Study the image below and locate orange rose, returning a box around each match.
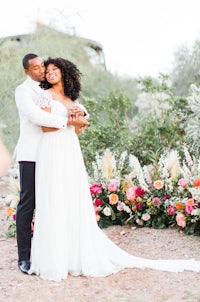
[153,180,164,190]
[193,178,200,187]
[185,198,195,206]
[175,202,185,210]
[6,207,14,217]
[109,194,119,205]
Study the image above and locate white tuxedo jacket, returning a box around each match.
[14,76,68,162]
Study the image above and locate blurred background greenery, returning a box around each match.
[0,23,199,171]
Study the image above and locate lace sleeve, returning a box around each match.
[37,91,52,108]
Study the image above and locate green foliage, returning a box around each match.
[0,24,138,153]
[79,93,134,170]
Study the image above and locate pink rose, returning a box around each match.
[126,187,136,202]
[141,213,151,221]
[107,181,118,192]
[178,178,188,188]
[117,203,124,211]
[94,198,103,206]
[90,184,102,195]
[152,197,161,207]
[135,187,146,196]
[94,205,102,214]
[167,205,175,215]
[176,213,186,228]
[185,204,194,214]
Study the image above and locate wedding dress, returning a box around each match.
[29,92,200,281]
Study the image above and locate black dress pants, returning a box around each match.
[16,161,35,261]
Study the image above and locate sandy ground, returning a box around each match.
[1,183,200,302]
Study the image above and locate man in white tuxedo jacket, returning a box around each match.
[15,53,88,274]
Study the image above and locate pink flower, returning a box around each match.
[152,197,161,207]
[90,184,102,195]
[94,198,103,206]
[117,203,124,211]
[94,205,102,214]
[31,221,34,231]
[141,213,151,221]
[176,213,186,228]
[167,205,175,215]
[178,178,188,188]
[135,187,146,196]
[136,202,143,210]
[107,181,118,192]
[126,187,136,202]
[185,204,194,214]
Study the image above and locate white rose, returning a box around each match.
[191,209,200,216]
[103,207,111,216]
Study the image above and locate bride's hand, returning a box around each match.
[75,124,88,134]
[68,105,85,118]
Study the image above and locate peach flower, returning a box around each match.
[109,194,119,205]
[96,214,101,221]
[6,207,14,217]
[193,178,200,187]
[176,213,186,228]
[153,180,164,190]
[185,198,195,206]
[131,205,137,212]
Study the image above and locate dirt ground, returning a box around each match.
[1,182,200,302]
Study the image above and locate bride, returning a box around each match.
[29,57,200,281]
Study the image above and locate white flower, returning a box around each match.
[136,219,144,226]
[129,154,149,191]
[5,194,19,206]
[191,209,200,216]
[103,206,111,216]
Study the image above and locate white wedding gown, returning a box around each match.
[29,95,200,281]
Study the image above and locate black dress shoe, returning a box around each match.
[18,260,31,274]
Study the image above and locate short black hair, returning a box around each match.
[22,53,38,69]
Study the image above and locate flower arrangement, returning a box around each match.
[2,146,200,237]
[89,147,200,235]
[1,164,20,237]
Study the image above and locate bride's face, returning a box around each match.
[45,64,62,85]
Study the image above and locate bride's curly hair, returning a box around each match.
[40,57,82,101]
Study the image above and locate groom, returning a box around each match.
[15,53,88,274]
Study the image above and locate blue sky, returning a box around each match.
[1,0,200,77]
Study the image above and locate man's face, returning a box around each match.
[25,57,45,82]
